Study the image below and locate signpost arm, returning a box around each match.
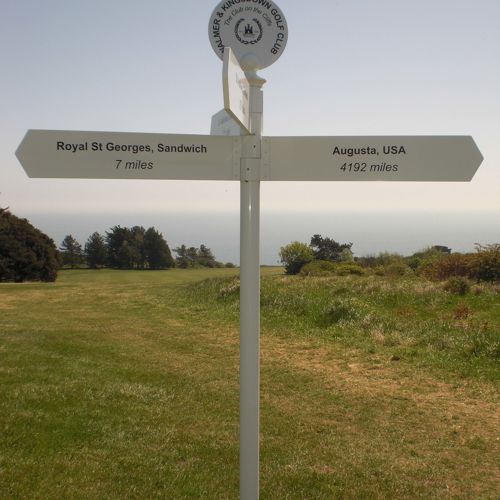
[240,71,265,500]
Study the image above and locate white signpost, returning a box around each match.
[15,2,484,499]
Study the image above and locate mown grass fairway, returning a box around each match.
[0,269,498,498]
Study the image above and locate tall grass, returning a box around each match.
[186,273,500,380]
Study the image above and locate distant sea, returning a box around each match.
[23,210,499,266]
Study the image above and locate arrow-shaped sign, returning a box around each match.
[263,135,483,182]
[16,130,241,181]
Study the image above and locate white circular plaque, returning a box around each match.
[209,0,288,70]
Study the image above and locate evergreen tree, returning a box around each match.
[186,247,199,266]
[174,243,219,268]
[85,232,107,268]
[116,241,140,269]
[130,226,147,269]
[106,226,133,268]
[60,234,83,268]
[174,244,190,268]
[198,244,216,268]
[0,208,60,282]
[144,227,174,269]
[310,234,353,262]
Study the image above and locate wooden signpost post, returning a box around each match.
[16,2,483,498]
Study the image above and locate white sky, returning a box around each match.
[1,0,499,224]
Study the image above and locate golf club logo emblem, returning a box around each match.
[235,18,263,45]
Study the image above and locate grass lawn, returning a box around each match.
[0,269,498,498]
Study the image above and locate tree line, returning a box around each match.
[60,226,233,270]
[279,234,500,282]
[2,207,497,284]
[1,208,234,282]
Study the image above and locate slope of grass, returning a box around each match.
[187,274,499,380]
[0,269,498,498]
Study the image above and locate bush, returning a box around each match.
[419,253,472,281]
[300,260,337,276]
[279,241,314,275]
[418,245,500,282]
[443,277,470,296]
[406,246,450,273]
[385,262,413,277]
[359,252,406,269]
[469,244,500,282]
[300,260,366,277]
[334,263,367,276]
[0,208,60,282]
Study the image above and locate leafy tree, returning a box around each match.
[60,234,83,268]
[144,227,174,269]
[310,234,353,262]
[279,241,314,275]
[0,208,60,282]
[85,232,107,268]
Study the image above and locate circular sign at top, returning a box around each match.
[209,0,288,71]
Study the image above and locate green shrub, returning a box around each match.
[407,246,451,274]
[335,263,367,276]
[443,277,470,296]
[279,241,314,275]
[419,253,472,281]
[406,256,422,271]
[372,262,412,277]
[384,262,413,277]
[358,252,406,268]
[300,260,337,276]
[300,260,366,277]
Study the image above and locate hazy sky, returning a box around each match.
[1,0,499,259]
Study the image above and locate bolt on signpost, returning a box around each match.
[16,2,483,499]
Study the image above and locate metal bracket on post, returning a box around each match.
[242,135,261,158]
[241,135,261,181]
[241,158,261,181]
